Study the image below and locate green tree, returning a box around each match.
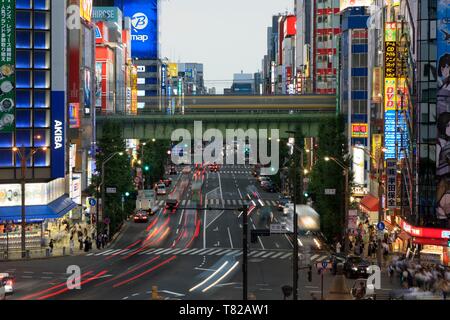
[93,121,134,235]
[141,139,171,188]
[308,116,351,243]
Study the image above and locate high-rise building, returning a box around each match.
[339,7,370,197]
[0,0,78,249]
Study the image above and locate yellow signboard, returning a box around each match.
[168,63,178,78]
[372,134,383,168]
[372,67,382,103]
[80,0,93,23]
[384,78,397,111]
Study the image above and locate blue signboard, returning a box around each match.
[51,91,65,178]
[377,222,385,231]
[384,110,407,159]
[119,0,158,59]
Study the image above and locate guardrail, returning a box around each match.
[0,247,74,261]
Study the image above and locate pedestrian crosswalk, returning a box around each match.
[87,246,330,263]
[154,199,279,207]
[219,171,251,175]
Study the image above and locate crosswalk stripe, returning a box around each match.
[175,248,189,254]
[234,251,243,257]
[232,200,236,205]
[182,248,198,255]
[95,249,115,256]
[189,249,205,255]
[310,254,319,261]
[207,249,225,255]
[262,252,275,258]
[198,248,217,255]
[225,250,239,256]
[251,251,267,258]
[271,201,277,206]
[87,253,94,256]
[108,249,124,255]
[163,248,182,255]
[270,252,285,259]
[156,248,173,255]
[218,249,233,256]
[120,249,132,255]
[141,248,156,255]
[152,248,168,254]
[247,251,258,257]
[280,253,292,259]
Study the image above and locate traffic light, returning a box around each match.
[144,165,150,172]
[125,192,130,197]
[307,265,312,282]
[304,192,309,198]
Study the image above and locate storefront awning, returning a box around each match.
[0,195,77,223]
[397,231,411,241]
[359,194,379,212]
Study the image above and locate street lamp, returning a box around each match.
[98,151,124,235]
[324,156,350,254]
[12,144,48,258]
[353,145,387,267]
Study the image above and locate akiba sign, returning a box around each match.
[119,0,158,59]
[51,92,65,178]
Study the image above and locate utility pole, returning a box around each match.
[242,204,248,301]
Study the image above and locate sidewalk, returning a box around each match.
[0,222,127,261]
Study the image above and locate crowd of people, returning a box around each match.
[388,255,450,299]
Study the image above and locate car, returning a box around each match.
[343,255,371,279]
[161,178,172,187]
[169,166,177,175]
[277,197,291,211]
[133,212,148,223]
[156,183,167,195]
[165,199,179,213]
[0,273,14,295]
[209,163,219,172]
[329,253,347,275]
[258,176,271,183]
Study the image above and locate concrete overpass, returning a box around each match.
[96,95,337,139]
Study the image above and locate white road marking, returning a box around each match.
[95,249,115,256]
[227,227,234,249]
[310,254,320,261]
[152,248,167,254]
[261,252,275,258]
[284,234,294,248]
[280,252,293,259]
[252,251,267,258]
[155,248,173,255]
[159,290,185,297]
[270,252,285,258]
[182,248,198,255]
[316,255,326,262]
[207,249,224,255]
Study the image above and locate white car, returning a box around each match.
[156,184,167,195]
[0,273,14,295]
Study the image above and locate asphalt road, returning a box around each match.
[2,163,401,300]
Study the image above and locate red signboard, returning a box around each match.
[284,15,296,38]
[397,217,450,240]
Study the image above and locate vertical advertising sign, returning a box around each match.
[0,0,15,132]
[120,0,158,59]
[372,67,382,103]
[352,147,365,186]
[51,92,66,178]
[436,0,450,222]
[372,134,383,169]
[386,159,397,209]
[95,62,102,107]
[69,103,81,128]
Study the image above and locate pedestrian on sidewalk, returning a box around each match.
[69,237,74,255]
[84,237,90,252]
[336,241,341,254]
[49,239,54,254]
[96,234,101,250]
[79,237,83,251]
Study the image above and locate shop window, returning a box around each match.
[17,50,32,69]
[34,71,50,89]
[34,51,50,69]
[34,31,50,49]
[0,150,13,167]
[33,129,49,147]
[34,0,50,10]
[16,30,32,49]
[34,12,50,30]
[0,133,13,148]
[33,148,49,167]
[16,129,32,147]
[16,0,32,9]
[16,110,32,128]
[16,11,32,29]
[16,70,32,89]
[16,90,32,109]
[34,90,50,108]
[34,110,49,128]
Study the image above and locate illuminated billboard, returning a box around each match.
[120,0,158,59]
[0,0,15,132]
[284,15,296,38]
[168,63,178,78]
[340,0,373,12]
[351,123,368,138]
[80,0,93,23]
[436,0,450,223]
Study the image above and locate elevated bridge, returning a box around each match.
[96,95,337,139]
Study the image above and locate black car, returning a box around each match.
[165,199,179,213]
[169,166,177,175]
[343,255,370,278]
